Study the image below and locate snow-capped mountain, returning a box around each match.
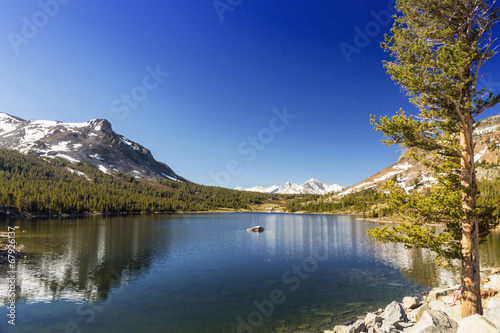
[235,179,345,195]
[0,112,184,181]
[336,114,500,197]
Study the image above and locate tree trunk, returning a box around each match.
[460,116,483,317]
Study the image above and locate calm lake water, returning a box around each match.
[1,213,499,333]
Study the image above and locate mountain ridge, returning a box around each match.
[0,112,184,182]
[336,114,500,197]
[236,178,345,195]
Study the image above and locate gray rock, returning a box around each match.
[246,226,265,232]
[428,286,458,301]
[486,297,500,311]
[405,309,458,333]
[347,320,365,333]
[402,296,420,310]
[491,275,500,289]
[407,304,430,323]
[332,325,350,333]
[364,312,382,328]
[484,297,500,329]
[378,319,398,333]
[373,320,399,333]
[428,300,461,323]
[457,314,499,333]
[381,324,399,333]
[396,321,414,329]
[382,301,407,326]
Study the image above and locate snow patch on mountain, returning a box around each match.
[474,147,487,162]
[49,141,71,152]
[66,168,91,181]
[89,153,104,161]
[393,163,413,170]
[98,165,109,174]
[474,124,500,135]
[235,179,345,195]
[338,162,418,197]
[337,114,500,198]
[0,113,22,133]
[0,112,184,182]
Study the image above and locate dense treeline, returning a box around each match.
[286,177,500,219]
[285,189,387,216]
[0,149,286,215]
[3,147,498,218]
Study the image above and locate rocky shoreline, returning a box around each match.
[325,268,500,333]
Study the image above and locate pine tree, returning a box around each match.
[369,0,500,317]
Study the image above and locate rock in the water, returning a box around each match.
[457,314,499,333]
[246,226,265,232]
[402,296,420,310]
[405,309,458,333]
[382,301,407,326]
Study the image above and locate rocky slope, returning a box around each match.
[236,178,345,195]
[337,114,500,197]
[0,112,184,181]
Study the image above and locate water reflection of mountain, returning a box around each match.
[248,214,499,287]
[1,214,498,307]
[0,215,175,306]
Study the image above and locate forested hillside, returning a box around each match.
[287,177,500,220]
[0,149,288,216]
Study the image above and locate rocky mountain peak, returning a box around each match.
[87,118,113,134]
[236,179,345,195]
[0,113,184,182]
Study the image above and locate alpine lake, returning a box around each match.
[1,213,500,333]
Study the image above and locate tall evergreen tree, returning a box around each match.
[369,0,499,317]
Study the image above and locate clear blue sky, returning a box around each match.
[1,1,499,188]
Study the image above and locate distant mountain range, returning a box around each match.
[0,112,184,182]
[336,114,500,197]
[7,111,496,198]
[235,179,345,195]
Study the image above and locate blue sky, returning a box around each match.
[1,1,499,188]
